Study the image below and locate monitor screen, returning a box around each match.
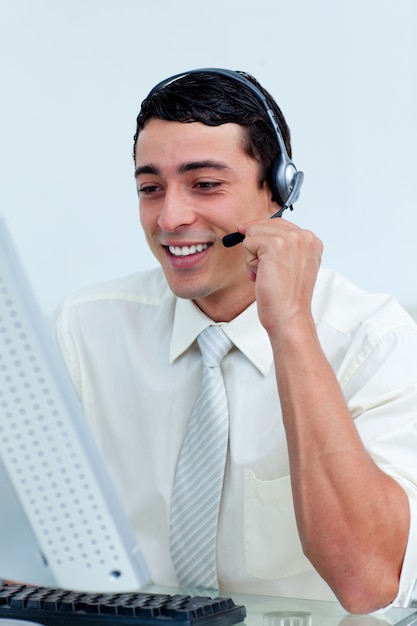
[0,216,150,593]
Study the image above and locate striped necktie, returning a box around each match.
[169,325,232,589]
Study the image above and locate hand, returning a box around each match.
[239,217,323,335]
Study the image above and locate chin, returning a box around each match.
[170,285,210,301]
[164,276,212,302]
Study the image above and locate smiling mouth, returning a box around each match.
[168,243,210,257]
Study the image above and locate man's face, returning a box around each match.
[134,118,275,321]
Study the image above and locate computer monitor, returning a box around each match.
[0,216,150,593]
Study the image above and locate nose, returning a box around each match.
[157,184,196,232]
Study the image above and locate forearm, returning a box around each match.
[271,316,410,614]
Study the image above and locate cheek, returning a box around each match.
[139,207,162,255]
[219,242,246,274]
[139,203,157,232]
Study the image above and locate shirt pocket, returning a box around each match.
[244,469,312,579]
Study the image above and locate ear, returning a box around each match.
[265,182,281,215]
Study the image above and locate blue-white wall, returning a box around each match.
[1,0,416,317]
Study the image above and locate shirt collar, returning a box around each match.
[169,297,273,376]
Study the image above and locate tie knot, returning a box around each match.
[198,326,232,367]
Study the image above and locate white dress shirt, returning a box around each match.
[55,266,417,605]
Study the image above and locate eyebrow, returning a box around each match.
[134,160,231,179]
[178,160,230,174]
[134,164,159,178]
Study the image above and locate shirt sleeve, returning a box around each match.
[337,322,417,604]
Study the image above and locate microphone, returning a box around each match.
[222,171,304,248]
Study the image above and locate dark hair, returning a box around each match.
[133,70,292,189]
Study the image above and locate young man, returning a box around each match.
[56,69,417,614]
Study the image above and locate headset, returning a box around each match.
[146,68,304,247]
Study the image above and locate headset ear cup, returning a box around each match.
[269,153,299,207]
[269,156,287,206]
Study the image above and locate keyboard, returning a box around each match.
[0,583,246,626]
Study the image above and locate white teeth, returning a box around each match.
[168,243,209,257]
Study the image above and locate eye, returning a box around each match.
[138,184,161,196]
[195,181,221,190]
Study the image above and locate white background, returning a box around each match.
[1,0,416,318]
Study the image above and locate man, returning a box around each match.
[56,69,417,614]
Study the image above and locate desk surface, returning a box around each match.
[144,585,417,626]
[233,593,417,626]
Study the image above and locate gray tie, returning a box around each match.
[169,325,232,589]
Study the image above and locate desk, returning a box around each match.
[144,585,417,626]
